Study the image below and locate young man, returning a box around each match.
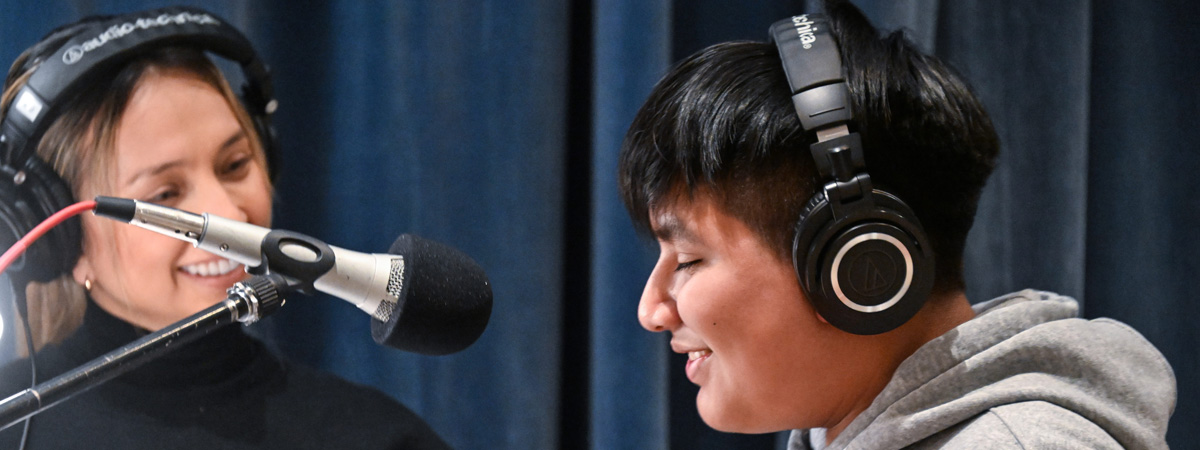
[618,1,1175,449]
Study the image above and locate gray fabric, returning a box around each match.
[789,290,1176,450]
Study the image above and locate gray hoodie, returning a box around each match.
[789,290,1176,450]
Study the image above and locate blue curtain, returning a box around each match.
[1,1,1196,449]
[589,2,671,450]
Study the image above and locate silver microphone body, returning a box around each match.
[93,196,493,355]
[122,200,401,322]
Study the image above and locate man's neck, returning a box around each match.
[911,290,976,345]
[824,290,975,445]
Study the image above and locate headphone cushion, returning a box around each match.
[792,189,831,289]
[0,168,43,274]
[5,157,82,282]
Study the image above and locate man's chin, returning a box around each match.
[697,392,789,435]
[697,391,743,432]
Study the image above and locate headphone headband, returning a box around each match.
[769,15,852,132]
[2,6,274,168]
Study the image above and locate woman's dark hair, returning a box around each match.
[618,0,999,293]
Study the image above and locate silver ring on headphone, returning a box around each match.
[829,232,913,313]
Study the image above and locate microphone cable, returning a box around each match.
[0,200,94,450]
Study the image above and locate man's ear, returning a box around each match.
[792,289,830,324]
[799,291,831,324]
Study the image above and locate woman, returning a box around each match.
[0,8,451,449]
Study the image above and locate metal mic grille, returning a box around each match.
[371,257,405,322]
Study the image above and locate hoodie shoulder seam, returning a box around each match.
[986,409,1029,450]
[1091,318,1176,386]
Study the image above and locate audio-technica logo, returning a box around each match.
[791,15,818,49]
[61,12,220,65]
[848,250,897,298]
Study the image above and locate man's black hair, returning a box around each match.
[618,0,999,293]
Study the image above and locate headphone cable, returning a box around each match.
[0,200,95,278]
[0,200,93,449]
[11,279,35,450]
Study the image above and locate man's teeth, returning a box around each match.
[181,259,240,277]
[688,350,712,361]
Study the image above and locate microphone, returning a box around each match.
[90,196,492,356]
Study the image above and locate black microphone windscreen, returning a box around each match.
[370,234,492,355]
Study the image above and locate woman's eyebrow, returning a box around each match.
[218,129,247,153]
[125,160,185,187]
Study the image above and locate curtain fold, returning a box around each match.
[1085,0,1199,443]
[0,1,1194,449]
[946,0,1093,308]
[589,2,672,449]
[254,1,575,449]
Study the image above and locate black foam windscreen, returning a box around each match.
[370,234,492,356]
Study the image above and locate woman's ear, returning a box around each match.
[72,252,92,288]
[70,205,98,289]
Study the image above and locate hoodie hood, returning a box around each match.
[793,290,1176,450]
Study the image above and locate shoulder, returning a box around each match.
[0,341,73,399]
[268,362,453,450]
[278,362,410,413]
[0,357,33,395]
[916,401,1122,450]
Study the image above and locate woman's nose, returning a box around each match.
[188,177,249,222]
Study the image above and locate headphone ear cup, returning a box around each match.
[793,189,832,298]
[0,167,43,278]
[251,112,280,181]
[793,189,934,335]
[235,85,279,181]
[0,157,81,283]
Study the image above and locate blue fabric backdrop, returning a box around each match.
[1,1,1195,449]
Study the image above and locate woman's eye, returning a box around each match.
[675,259,701,272]
[222,157,251,176]
[144,189,179,204]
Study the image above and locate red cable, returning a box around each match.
[0,200,97,277]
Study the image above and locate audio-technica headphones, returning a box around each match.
[769,14,934,335]
[0,6,279,283]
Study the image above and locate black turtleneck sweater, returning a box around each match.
[0,300,452,449]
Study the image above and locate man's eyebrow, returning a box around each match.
[653,214,699,244]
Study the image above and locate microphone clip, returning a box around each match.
[252,229,336,295]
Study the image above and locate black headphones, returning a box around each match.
[770,14,934,335]
[0,6,278,283]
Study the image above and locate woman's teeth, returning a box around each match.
[181,259,239,277]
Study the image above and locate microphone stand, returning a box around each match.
[0,273,297,431]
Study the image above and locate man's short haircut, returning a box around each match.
[618,0,999,293]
